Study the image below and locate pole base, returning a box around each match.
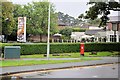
[80,54,84,56]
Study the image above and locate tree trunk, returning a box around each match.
[4,35,8,43]
[39,34,42,42]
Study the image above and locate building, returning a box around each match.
[71,31,95,42]
[95,11,120,42]
[99,11,120,42]
[85,29,105,36]
[106,11,120,42]
[0,35,4,42]
[71,32,85,41]
[89,26,104,30]
[71,11,120,43]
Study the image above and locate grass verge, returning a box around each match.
[0,57,100,67]
[21,51,120,58]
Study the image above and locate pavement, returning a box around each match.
[0,57,119,75]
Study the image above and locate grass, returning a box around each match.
[0,51,119,67]
[0,57,100,67]
[21,51,120,58]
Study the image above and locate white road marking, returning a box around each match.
[93,75,98,78]
[83,67,90,69]
[96,66,102,68]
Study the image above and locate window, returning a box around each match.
[110,35,116,42]
[119,35,120,42]
[117,23,120,31]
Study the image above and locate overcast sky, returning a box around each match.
[10,0,119,18]
[10,0,90,18]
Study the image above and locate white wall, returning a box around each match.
[71,32,85,41]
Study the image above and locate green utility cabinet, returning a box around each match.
[4,46,21,59]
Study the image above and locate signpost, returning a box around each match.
[17,17,26,42]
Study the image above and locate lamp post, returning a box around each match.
[47,0,50,60]
[4,18,10,42]
[112,23,118,42]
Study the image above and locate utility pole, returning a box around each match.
[47,0,50,60]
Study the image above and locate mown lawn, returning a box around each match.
[0,51,119,67]
[21,51,119,58]
[0,57,100,67]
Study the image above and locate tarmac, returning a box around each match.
[0,57,119,75]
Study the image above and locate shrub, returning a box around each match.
[85,43,120,52]
[0,43,120,55]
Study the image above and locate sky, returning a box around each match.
[10,0,119,18]
[10,0,89,18]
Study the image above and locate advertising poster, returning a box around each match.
[17,17,26,42]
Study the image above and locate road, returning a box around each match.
[12,64,119,78]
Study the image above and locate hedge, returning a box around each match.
[0,43,120,55]
[84,43,120,52]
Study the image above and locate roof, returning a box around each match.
[89,26,104,30]
[85,30,105,35]
[95,32,106,37]
[4,46,21,49]
[109,16,120,22]
[53,33,62,37]
[72,32,85,35]
[71,32,85,36]
[81,35,94,38]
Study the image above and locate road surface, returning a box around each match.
[12,64,119,78]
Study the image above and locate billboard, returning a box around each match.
[17,17,26,42]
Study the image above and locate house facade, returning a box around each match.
[71,11,120,43]
[71,32,85,41]
[105,11,120,42]
[95,11,120,42]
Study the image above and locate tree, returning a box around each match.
[78,14,84,20]
[7,4,22,41]
[0,2,2,35]
[27,1,58,41]
[2,2,15,42]
[13,1,58,42]
[85,0,120,27]
[88,18,101,26]
[58,12,79,26]
[59,28,73,39]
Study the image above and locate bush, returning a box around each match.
[85,43,120,52]
[0,43,120,55]
[50,43,79,53]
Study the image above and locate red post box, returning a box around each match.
[80,43,84,56]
